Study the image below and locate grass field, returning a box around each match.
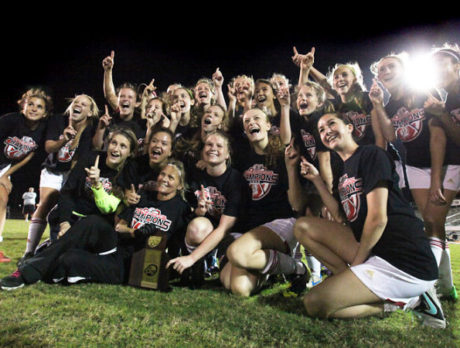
[0,219,459,347]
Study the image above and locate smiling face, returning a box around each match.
[376,57,405,92]
[255,81,276,109]
[23,97,47,122]
[117,88,137,119]
[194,81,214,106]
[201,105,225,133]
[234,76,254,102]
[106,133,132,169]
[148,131,173,167]
[243,109,271,143]
[69,95,93,123]
[317,113,353,151]
[432,53,460,90]
[172,88,194,113]
[145,98,163,119]
[202,133,229,166]
[296,85,322,116]
[156,164,182,200]
[333,66,356,97]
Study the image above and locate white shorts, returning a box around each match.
[406,165,460,191]
[262,217,298,257]
[351,255,436,306]
[394,160,406,188]
[39,168,69,191]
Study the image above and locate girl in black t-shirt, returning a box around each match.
[294,113,441,327]
[167,131,244,278]
[223,108,309,297]
[21,94,99,260]
[0,88,52,244]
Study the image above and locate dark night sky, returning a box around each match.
[2,10,459,211]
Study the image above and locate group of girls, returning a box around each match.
[0,43,458,329]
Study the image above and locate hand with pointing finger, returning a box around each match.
[125,184,141,206]
[300,156,320,181]
[98,105,112,130]
[212,68,224,89]
[85,155,101,188]
[424,93,446,117]
[102,50,115,71]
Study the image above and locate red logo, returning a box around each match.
[4,136,37,160]
[391,107,425,142]
[57,141,76,163]
[345,111,371,140]
[338,174,363,222]
[194,186,227,217]
[85,177,113,194]
[244,164,278,201]
[300,129,317,160]
[131,207,171,231]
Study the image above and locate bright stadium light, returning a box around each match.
[405,51,438,93]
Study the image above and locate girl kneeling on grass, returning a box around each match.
[294,113,444,328]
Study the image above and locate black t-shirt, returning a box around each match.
[57,151,126,223]
[0,112,47,171]
[332,91,376,146]
[103,113,146,155]
[443,83,460,165]
[338,145,437,280]
[118,192,192,243]
[42,113,96,172]
[385,93,440,168]
[233,145,294,231]
[186,165,245,228]
[290,109,327,168]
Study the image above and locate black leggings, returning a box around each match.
[20,215,123,285]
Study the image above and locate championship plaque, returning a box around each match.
[128,230,170,291]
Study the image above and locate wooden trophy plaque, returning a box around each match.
[128,230,170,291]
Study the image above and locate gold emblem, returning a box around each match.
[147,236,162,248]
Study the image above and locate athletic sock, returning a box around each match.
[439,242,454,291]
[429,237,444,267]
[261,250,304,276]
[305,252,321,278]
[25,218,47,254]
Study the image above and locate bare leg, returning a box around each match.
[303,268,383,319]
[294,216,358,274]
[0,186,9,239]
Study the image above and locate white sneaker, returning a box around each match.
[307,274,322,289]
[412,287,447,329]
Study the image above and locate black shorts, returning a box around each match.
[23,204,35,215]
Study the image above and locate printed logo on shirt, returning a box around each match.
[244,164,279,201]
[131,207,172,232]
[391,107,425,142]
[300,129,317,160]
[345,111,371,140]
[338,174,363,222]
[85,177,113,194]
[57,141,76,163]
[3,136,37,160]
[194,185,227,217]
[450,108,460,126]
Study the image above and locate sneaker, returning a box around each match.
[0,235,3,243]
[0,269,25,290]
[436,281,458,302]
[17,251,34,267]
[252,274,271,295]
[307,274,323,289]
[0,251,11,263]
[412,287,446,329]
[285,262,311,296]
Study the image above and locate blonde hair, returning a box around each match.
[65,94,99,119]
[326,62,367,92]
[370,51,410,77]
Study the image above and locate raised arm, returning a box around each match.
[102,50,119,111]
[369,79,396,142]
[212,68,227,111]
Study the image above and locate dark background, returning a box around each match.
[2,10,459,216]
